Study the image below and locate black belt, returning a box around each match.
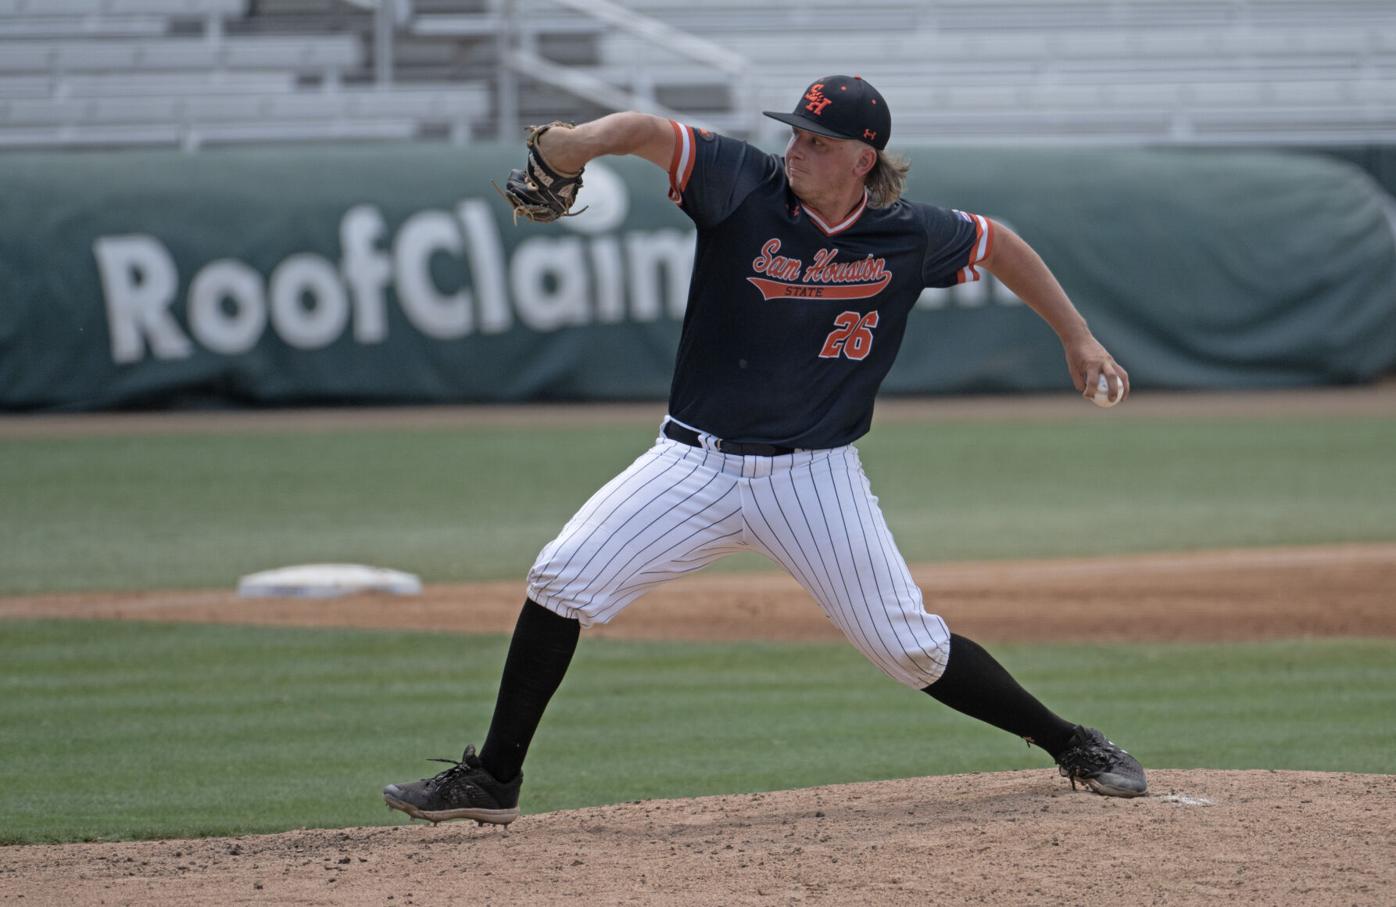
[663,421,796,457]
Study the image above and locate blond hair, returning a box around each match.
[866,149,910,207]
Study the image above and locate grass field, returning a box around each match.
[1,416,1393,594]
[2,619,1392,844]
[3,406,1393,846]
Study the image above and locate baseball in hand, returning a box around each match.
[1090,374,1121,408]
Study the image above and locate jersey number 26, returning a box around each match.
[819,310,879,361]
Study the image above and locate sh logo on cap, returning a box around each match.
[765,75,891,150]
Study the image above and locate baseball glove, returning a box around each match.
[493,121,586,224]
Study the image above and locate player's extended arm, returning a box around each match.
[535,112,676,175]
[494,113,678,223]
[980,220,1130,403]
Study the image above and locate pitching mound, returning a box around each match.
[2,770,1389,905]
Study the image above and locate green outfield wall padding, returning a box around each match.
[1307,145,1396,202]
[1,142,1393,411]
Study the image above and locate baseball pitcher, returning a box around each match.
[384,75,1145,827]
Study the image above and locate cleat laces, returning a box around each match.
[419,745,485,790]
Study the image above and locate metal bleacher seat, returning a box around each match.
[607,25,1396,70]
[0,81,489,147]
[0,71,298,99]
[0,119,415,147]
[0,84,485,127]
[0,16,168,37]
[0,35,361,78]
[413,10,603,38]
[0,0,245,12]
[0,0,246,38]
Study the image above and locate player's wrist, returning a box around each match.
[535,127,585,177]
[1055,319,1093,346]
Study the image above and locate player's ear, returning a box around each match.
[854,146,876,178]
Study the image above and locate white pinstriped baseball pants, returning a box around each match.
[526,420,951,688]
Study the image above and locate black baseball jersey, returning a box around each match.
[662,120,993,450]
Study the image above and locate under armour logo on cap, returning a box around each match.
[763,74,891,150]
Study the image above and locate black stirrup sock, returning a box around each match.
[923,633,1077,759]
[479,599,580,783]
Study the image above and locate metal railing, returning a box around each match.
[498,0,755,138]
[341,0,411,86]
[400,0,757,138]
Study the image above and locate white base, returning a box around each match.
[237,563,423,598]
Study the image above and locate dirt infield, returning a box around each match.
[6,543,1395,644]
[2,771,1391,905]
[3,541,1394,904]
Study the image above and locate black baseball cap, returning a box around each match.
[763,75,891,151]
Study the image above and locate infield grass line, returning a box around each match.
[2,620,1392,844]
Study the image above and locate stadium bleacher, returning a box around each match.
[0,0,490,148]
[0,0,1392,150]
[597,2,1396,144]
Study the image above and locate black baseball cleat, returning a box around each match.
[1054,725,1148,798]
[383,745,522,826]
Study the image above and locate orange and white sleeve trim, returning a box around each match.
[952,210,994,284]
[666,120,697,204]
